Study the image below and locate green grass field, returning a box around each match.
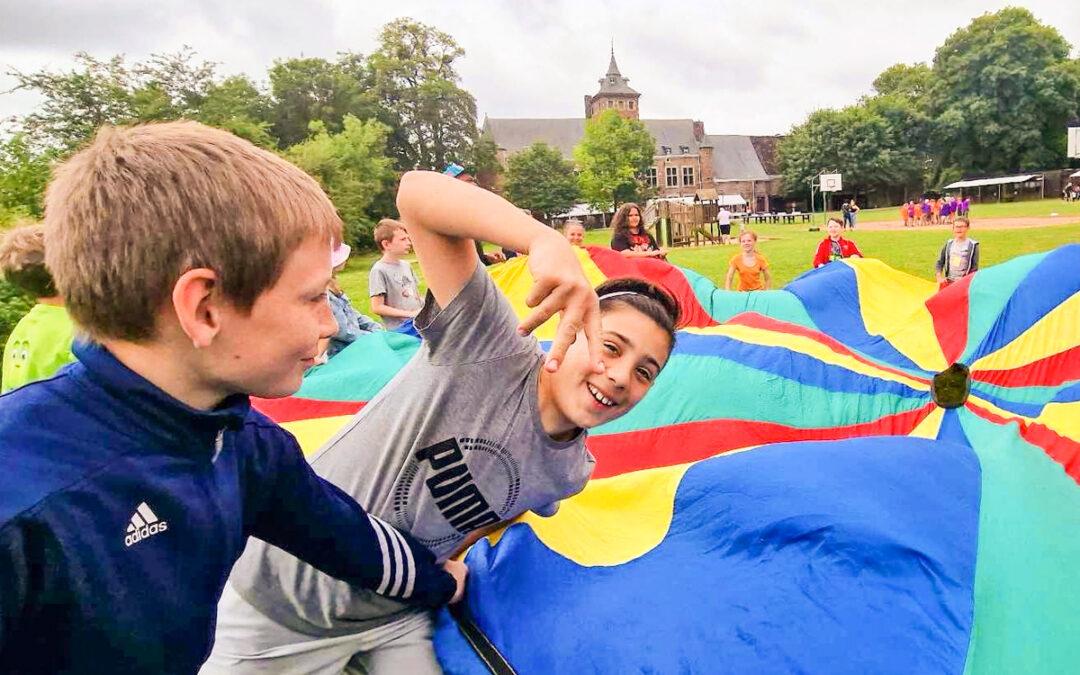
[338,200,1080,318]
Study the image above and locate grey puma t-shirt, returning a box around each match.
[230,261,594,636]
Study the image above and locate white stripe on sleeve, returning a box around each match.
[383,525,416,599]
[367,515,394,595]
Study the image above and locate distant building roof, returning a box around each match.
[483,118,585,158]
[484,119,777,182]
[483,117,702,159]
[705,135,772,181]
[595,50,640,96]
[748,136,782,175]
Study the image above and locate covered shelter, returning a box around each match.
[944,174,1044,203]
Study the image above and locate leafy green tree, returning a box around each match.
[929,7,1080,174]
[872,63,933,101]
[286,116,395,247]
[504,143,578,221]
[778,105,917,198]
[267,56,378,147]
[368,18,477,170]
[7,48,222,149]
[0,134,52,219]
[128,47,217,121]
[469,128,502,190]
[7,53,135,149]
[198,75,276,148]
[573,109,654,210]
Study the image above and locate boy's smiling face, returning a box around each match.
[209,235,338,399]
[540,305,670,437]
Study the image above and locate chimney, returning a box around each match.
[692,120,705,142]
[699,145,714,185]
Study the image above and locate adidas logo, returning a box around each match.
[124,502,169,547]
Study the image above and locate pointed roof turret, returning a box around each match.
[606,44,622,77]
[596,47,639,96]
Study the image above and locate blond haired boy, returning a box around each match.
[0,223,76,392]
[0,122,464,674]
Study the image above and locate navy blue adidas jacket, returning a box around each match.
[0,342,455,674]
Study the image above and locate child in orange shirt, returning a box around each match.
[725,230,771,291]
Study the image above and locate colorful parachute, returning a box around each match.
[254,245,1080,674]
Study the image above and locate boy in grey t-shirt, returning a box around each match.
[205,171,679,674]
[369,219,423,329]
[935,217,980,285]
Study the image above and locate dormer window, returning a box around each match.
[661,146,671,155]
[680,145,690,154]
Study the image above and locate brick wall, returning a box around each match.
[654,155,703,197]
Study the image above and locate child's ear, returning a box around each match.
[171,268,223,348]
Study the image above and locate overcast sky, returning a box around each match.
[2,1,1079,137]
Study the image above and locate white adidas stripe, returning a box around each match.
[391,527,416,599]
[385,522,405,597]
[367,515,417,600]
[136,502,159,524]
[368,516,394,595]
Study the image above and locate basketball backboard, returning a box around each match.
[820,173,843,192]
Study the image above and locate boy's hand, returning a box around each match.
[519,231,604,374]
[443,559,468,604]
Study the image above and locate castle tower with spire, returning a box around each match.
[584,47,641,120]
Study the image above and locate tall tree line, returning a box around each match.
[779,7,1080,204]
[0,18,485,247]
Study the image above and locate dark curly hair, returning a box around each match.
[610,202,644,235]
[595,277,680,355]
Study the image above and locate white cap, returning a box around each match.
[331,242,351,268]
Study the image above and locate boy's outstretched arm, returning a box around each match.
[397,171,603,373]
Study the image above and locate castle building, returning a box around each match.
[483,51,784,211]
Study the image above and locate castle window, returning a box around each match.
[682,166,695,186]
[629,100,635,110]
[617,100,624,109]
[661,146,671,155]
[679,145,690,154]
[645,167,657,187]
[666,167,678,187]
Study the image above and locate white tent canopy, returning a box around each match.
[1070,169,1080,178]
[944,174,1039,189]
[651,195,747,206]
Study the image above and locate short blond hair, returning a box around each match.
[373,218,405,250]
[44,121,342,341]
[0,223,57,298]
[562,219,585,232]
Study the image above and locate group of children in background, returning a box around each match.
[901,195,970,227]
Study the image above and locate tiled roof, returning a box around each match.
[704,135,771,181]
[483,118,781,182]
[483,118,700,159]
